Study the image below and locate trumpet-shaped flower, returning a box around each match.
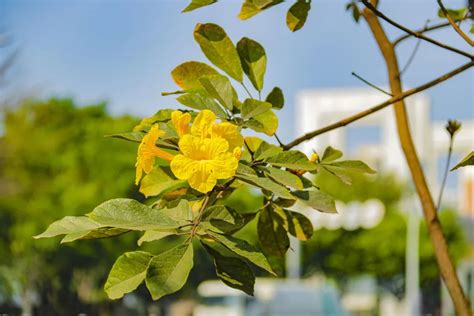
[191,109,216,137]
[170,134,238,193]
[171,110,191,137]
[135,125,174,185]
[211,122,244,151]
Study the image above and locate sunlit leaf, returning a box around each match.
[237,37,267,91]
[104,251,154,299]
[273,207,313,240]
[194,23,243,81]
[140,167,187,198]
[258,206,289,257]
[199,75,234,110]
[236,174,294,199]
[266,150,316,170]
[245,109,279,136]
[286,0,311,32]
[241,99,272,120]
[264,166,304,190]
[238,0,284,20]
[171,61,219,90]
[145,244,194,300]
[321,146,343,162]
[138,231,175,246]
[292,190,337,213]
[182,0,217,12]
[451,151,474,171]
[176,92,228,118]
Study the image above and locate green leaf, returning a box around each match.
[202,242,255,295]
[236,174,294,199]
[139,168,187,198]
[145,244,194,300]
[199,75,234,111]
[138,231,175,246]
[323,160,376,174]
[61,227,128,243]
[182,0,217,12]
[451,151,474,171]
[266,150,316,171]
[321,146,343,162]
[264,167,304,190]
[171,61,219,90]
[286,0,311,32]
[241,99,272,120]
[236,37,267,91]
[104,251,154,300]
[133,109,175,132]
[34,216,102,240]
[238,0,284,20]
[237,162,257,175]
[470,24,474,34]
[194,23,243,82]
[292,190,337,213]
[245,110,279,136]
[87,199,178,230]
[273,208,313,241]
[207,231,275,275]
[176,92,228,119]
[265,87,284,110]
[258,207,289,257]
[253,141,283,160]
[201,205,245,233]
[105,131,144,143]
[437,7,468,20]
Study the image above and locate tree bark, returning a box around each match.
[363,5,472,316]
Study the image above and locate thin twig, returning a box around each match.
[189,195,210,240]
[393,17,471,47]
[283,61,473,150]
[437,0,474,47]
[437,137,454,211]
[361,0,473,59]
[351,71,393,96]
[274,133,284,147]
[161,90,186,96]
[242,82,254,98]
[400,34,422,76]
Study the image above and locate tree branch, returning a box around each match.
[361,0,473,59]
[283,60,473,150]
[363,4,472,315]
[393,17,472,47]
[437,0,474,47]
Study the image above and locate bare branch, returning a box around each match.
[361,0,473,59]
[437,0,474,46]
[351,71,392,96]
[283,60,473,150]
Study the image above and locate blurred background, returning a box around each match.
[0,0,473,315]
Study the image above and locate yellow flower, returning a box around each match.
[135,125,175,185]
[171,110,191,137]
[170,134,238,193]
[190,109,216,138]
[211,122,244,151]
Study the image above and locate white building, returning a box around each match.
[295,87,474,315]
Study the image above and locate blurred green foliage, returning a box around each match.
[0,98,141,314]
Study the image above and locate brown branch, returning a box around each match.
[437,0,474,47]
[363,4,472,315]
[393,17,471,47]
[283,60,473,150]
[361,0,473,59]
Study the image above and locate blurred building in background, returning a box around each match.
[296,87,474,316]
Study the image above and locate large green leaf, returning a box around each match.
[258,207,289,257]
[140,168,187,198]
[104,251,154,299]
[34,216,102,240]
[241,99,272,120]
[194,23,243,82]
[199,75,234,111]
[236,174,293,199]
[451,151,474,171]
[265,87,284,110]
[145,244,194,300]
[253,141,283,160]
[106,131,144,143]
[266,150,316,170]
[201,205,245,233]
[236,37,266,91]
[176,92,228,119]
[245,110,278,136]
[171,61,218,90]
[207,231,275,275]
[264,167,304,190]
[182,0,217,12]
[138,231,175,246]
[286,0,311,32]
[321,146,342,162]
[238,0,284,20]
[273,207,313,241]
[87,199,179,230]
[203,242,255,295]
[61,227,129,243]
[292,190,337,213]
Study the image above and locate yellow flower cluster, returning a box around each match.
[135,110,243,193]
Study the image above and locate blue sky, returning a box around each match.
[2,0,473,142]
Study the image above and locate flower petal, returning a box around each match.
[208,152,239,179]
[211,122,244,150]
[171,110,191,137]
[191,109,215,137]
[187,163,218,193]
[170,155,198,180]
